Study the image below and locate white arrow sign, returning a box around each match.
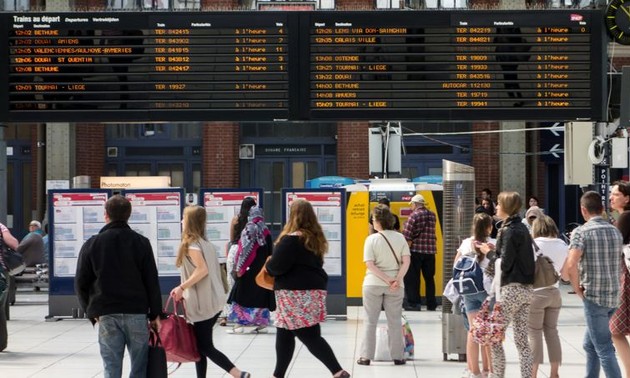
[549,122,565,137]
[549,143,562,158]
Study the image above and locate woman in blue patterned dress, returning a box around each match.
[227,206,275,332]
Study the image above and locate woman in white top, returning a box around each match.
[170,206,251,378]
[357,204,411,366]
[527,215,568,378]
[454,212,495,378]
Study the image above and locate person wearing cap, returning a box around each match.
[402,194,438,311]
[522,206,544,234]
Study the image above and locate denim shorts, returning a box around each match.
[462,291,488,313]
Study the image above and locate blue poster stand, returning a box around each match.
[122,188,185,299]
[281,188,347,319]
[47,189,111,320]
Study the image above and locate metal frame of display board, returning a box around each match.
[46,189,111,320]
[121,188,185,299]
[282,188,347,319]
[199,188,264,263]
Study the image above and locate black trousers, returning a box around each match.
[403,253,437,309]
[193,312,235,377]
[274,324,342,378]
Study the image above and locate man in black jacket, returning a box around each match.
[75,195,162,378]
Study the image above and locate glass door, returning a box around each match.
[255,158,322,235]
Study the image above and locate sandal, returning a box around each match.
[356,357,371,366]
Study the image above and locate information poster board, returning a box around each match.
[47,189,110,318]
[123,189,184,276]
[50,190,109,279]
[201,188,263,263]
[282,188,346,317]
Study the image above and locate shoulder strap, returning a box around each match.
[379,232,400,267]
[530,234,541,257]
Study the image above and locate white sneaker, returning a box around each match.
[226,325,244,334]
[469,374,483,378]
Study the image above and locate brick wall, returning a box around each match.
[202,0,238,9]
[202,122,239,187]
[535,130,546,208]
[337,121,370,179]
[471,122,500,200]
[75,124,106,188]
[336,0,374,9]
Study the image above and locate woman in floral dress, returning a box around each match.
[266,199,349,378]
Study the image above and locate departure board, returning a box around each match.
[304,11,605,121]
[1,12,293,122]
[0,10,605,122]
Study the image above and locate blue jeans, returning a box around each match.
[98,314,149,378]
[462,290,488,313]
[582,298,621,378]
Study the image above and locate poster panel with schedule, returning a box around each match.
[47,189,110,318]
[50,190,109,279]
[200,188,263,263]
[123,189,184,277]
[282,188,347,317]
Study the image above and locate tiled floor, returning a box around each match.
[0,285,596,377]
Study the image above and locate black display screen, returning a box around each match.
[0,10,605,122]
[303,11,605,121]
[2,12,294,122]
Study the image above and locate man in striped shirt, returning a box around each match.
[402,194,437,311]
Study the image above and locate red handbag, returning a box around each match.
[159,295,201,364]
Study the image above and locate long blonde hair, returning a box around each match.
[275,199,328,260]
[176,205,207,267]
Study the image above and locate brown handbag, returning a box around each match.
[255,256,274,291]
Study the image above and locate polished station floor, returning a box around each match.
[1,285,595,377]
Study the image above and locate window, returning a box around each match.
[106,124,201,140]
[241,122,336,138]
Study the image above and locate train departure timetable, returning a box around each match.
[1,12,292,122]
[0,10,605,122]
[305,11,605,121]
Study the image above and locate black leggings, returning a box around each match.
[273,324,342,378]
[193,312,235,378]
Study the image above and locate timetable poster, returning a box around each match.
[51,192,108,277]
[126,191,182,276]
[285,191,343,276]
[203,191,260,264]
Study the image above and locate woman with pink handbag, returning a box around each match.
[170,205,251,378]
